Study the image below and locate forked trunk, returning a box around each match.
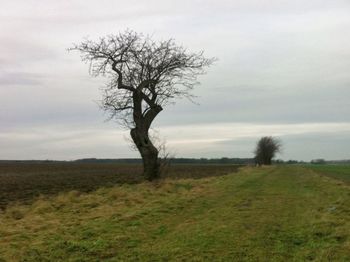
[131,128,160,181]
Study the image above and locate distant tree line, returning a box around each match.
[74,157,255,165]
[310,159,326,164]
[273,159,307,164]
[0,158,348,165]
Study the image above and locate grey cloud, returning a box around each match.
[0,0,349,160]
[0,37,57,71]
[0,72,42,86]
[0,125,133,160]
[279,132,350,161]
[155,83,350,126]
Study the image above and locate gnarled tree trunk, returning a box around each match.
[130,126,160,181]
[130,90,162,181]
[141,144,160,180]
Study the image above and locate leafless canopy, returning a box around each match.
[70,30,215,127]
[70,30,215,180]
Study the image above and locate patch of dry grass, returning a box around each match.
[0,162,240,209]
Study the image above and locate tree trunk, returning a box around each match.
[130,128,160,181]
[141,145,159,180]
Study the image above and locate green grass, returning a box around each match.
[307,164,350,184]
[0,166,349,261]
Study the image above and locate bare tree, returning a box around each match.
[254,136,282,165]
[70,30,215,180]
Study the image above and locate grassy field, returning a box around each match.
[0,164,349,261]
[307,164,350,184]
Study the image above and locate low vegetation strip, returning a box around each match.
[0,166,349,261]
[0,162,240,209]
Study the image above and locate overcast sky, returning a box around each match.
[1,0,349,161]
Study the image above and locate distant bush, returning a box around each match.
[311,159,326,164]
[254,136,282,166]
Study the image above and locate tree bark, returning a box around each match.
[130,89,162,180]
[130,127,160,181]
